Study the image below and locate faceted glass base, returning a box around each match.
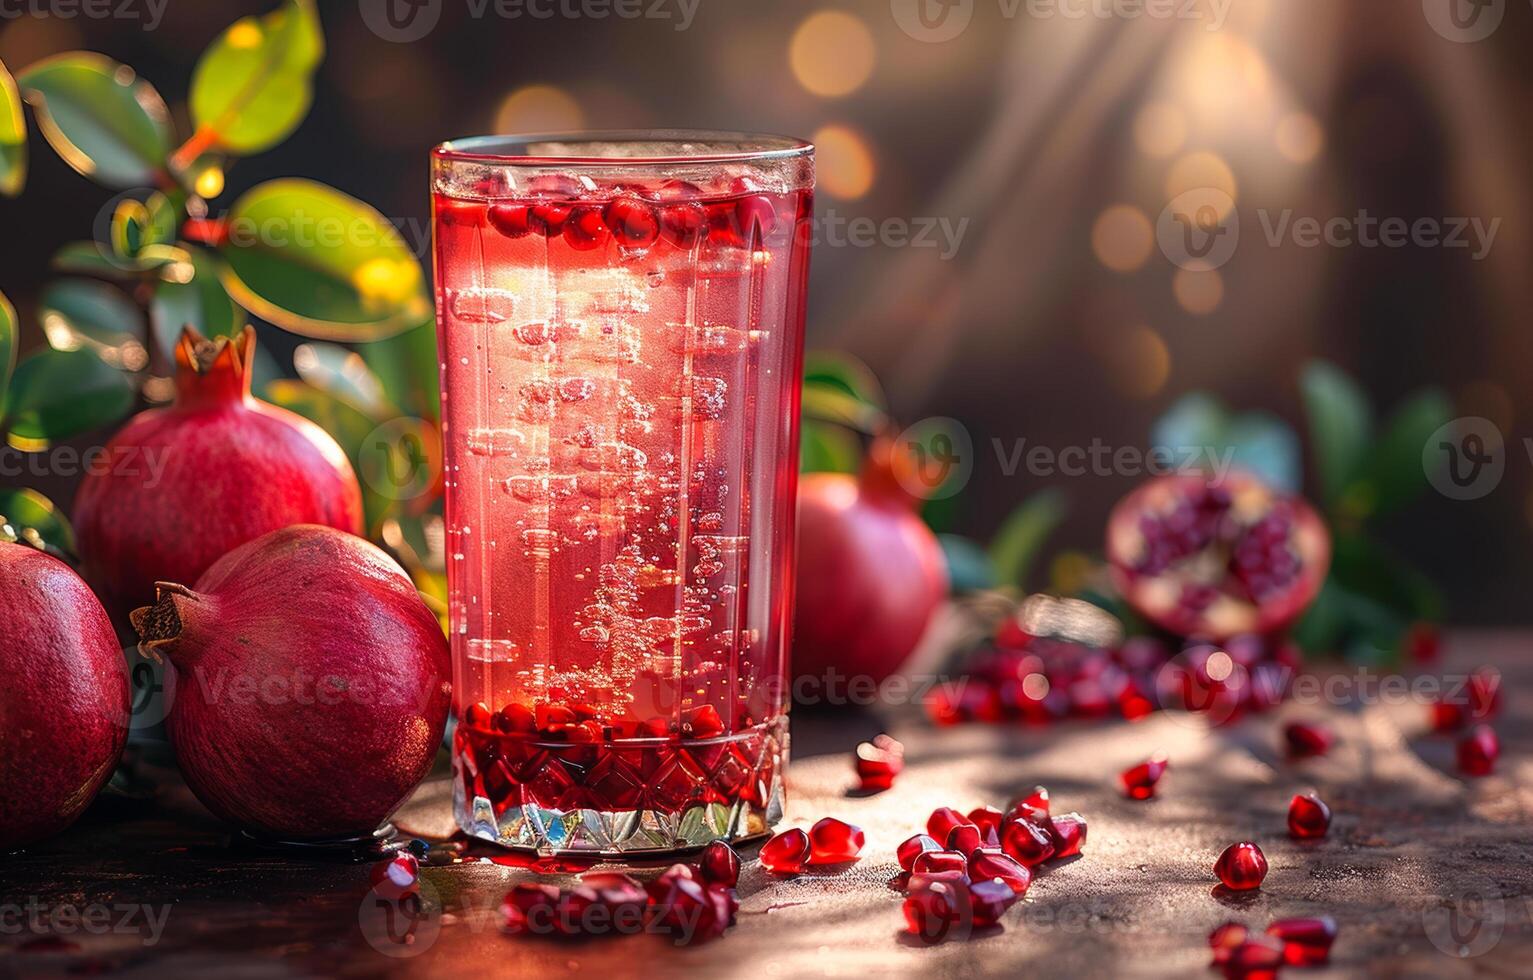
[454,717,787,856]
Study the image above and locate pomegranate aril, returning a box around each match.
[945,823,982,857]
[1120,753,1168,800]
[1209,921,1249,966]
[502,882,562,935]
[496,702,535,733]
[911,850,969,876]
[967,848,1032,896]
[1431,699,1466,733]
[1047,812,1088,857]
[897,833,943,871]
[966,805,1005,845]
[487,203,532,239]
[698,840,740,887]
[535,702,576,733]
[734,194,777,242]
[439,197,487,228]
[967,878,1018,927]
[927,806,975,843]
[1467,667,1501,720]
[1265,915,1337,966]
[1288,792,1331,839]
[854,734,905,791]
[1001,815,1055,867]
[902,879,968,944]
[1015,785,1049,815]
[368,852,420,900]
[659,203,707,249]
[528,202,571,236]
[1214,841,1268,891]
[649,874,729,943]
[808,817,865,864]
[684,704,725,738]
[1457,724,1499,776]
[1221,935,1285,980]
[463,701,492,729]
[758,828,812,873]
[604,197,659,247]
[580,871,647,915]
[1283,720,1334,758]
[563,205,610,250]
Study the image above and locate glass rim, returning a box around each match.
[432,130,814,168]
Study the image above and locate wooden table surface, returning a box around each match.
[4,631,1530,979]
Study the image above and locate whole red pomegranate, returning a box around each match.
[130,525,450,840]
[794,440,949,688]
[0,542,129,847]
[1106,471,1330,640]
[75,326,363,619]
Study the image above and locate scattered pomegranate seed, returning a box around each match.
[945,823,982,857]
[1287,792,1331,839]
[698,840,740,887]
[906,869,969,894]
[912,850,969,876]
[966,805,1005,845]
[1457,725,1499,776]
[967,878,1018,927]
[1047,812,1088,857]
[368,852,420,900]
[644,863,696,903]
[1017,785,1050,815]
[502,882,562,935]
[604,197,659,247]
[1467,668,1502,721]
[1283,721,1334,758]
[1221,935,1285,980]
[1000,815,1055,867]
[758,828,812,874]
[854,734,906,792]
[1214,842,1268,891]
[902,878,968,944]
[487,203,532,239]
[1120,754,1169,800]
[1403,621,1440,663]
[580,871,648,914]
[1208,921,1249,965]
[1430,699,1466,733]
[808,818,865,864]
[649,873,734,943]
[967,848,1032,896]
[1266,916,1337,966]
[927,807,975,843]
[897,834,943,871]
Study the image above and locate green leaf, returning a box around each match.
[1152,393,1300,491]
[52,240,189,278]
[1301,361,1372,505]
[39,279,148,370]
[0,59,25,196]
[1363,388,1453,517]
[218,178,431,340]
[799,419,859,473]
[800,381,886,434]
[190,0,323,156]
[150,245,242,354]
[293,341,393,419]
[3,347,135,446]
[0,487,75,554]
[0,288,15,408]
[358,314,439,423]
[803,351,886,409]
[1221,411,1301,493]
[988,488,1068,590]
[1151,393,1228,456]
[17,53,173,189]
[937,534,996,593]
[264,378,395,531]
[111,191,178,258]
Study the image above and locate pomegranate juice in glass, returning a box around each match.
[431,133,814,855]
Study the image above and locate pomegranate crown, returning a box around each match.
[174,324,256,406]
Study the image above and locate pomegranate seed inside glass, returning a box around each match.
[432,133,814,855]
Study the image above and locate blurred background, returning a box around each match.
[2,0,1530,623]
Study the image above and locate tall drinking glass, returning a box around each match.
[431,133,814,856]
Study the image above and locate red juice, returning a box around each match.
[430,134,814,855]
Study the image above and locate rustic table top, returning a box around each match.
[3,630,1529,979]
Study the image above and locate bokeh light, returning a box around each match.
[1275,112,1325,163]
[494,84,584,134]
[1092,205,1154,272]
[1173,268,1224,314]
[813,124,876,199]
[789,12,875,98]
[1100,324,1171,397]
[1166,151,1238,219]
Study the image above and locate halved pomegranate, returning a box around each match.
[1106,472,1330,640]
